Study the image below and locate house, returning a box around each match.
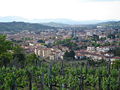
[35,48,52,58]
[99,34,106,39]
[29,43,34,46]
[104,53,114,57]
[75,53,86,60]
[45,39,54,44]
[49,54,55,60]
[85,53,104,60]
[35,47,64,60]
[87,46,96,52]
[111,57,120,61]
[96,47,110,53]
[86,31,93,36]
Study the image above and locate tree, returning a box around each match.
[63,51,69,59]
[108,47,120,57]
[0,35,13,67]
[69,50,75,59]
[37,40,45,43]
[0,52,13,67]
[26,53,40,66]
[63,50,75,60]
[92,34,99,41]
[112,60,120,69]
[0,35,13,54]
[55,38,78,50]
[107,34,115,39]
[12,45,26,68]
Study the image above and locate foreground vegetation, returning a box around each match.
[0,60,120,90]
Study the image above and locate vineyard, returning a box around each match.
[0,60,120,90]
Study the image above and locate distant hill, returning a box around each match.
[41,22,70,27]
[98,21,120,29]
[0,22,55,31]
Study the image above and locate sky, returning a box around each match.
[0,0,120,21]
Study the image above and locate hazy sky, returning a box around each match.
[0,0,120,20]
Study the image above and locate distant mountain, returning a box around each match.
[0,16,117,25]
[0,16,28,22]
[24,18,109,25]
[0,22,55,31]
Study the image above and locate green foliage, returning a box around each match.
[63,50,75,60]
[26,53,40,66]
[112,60,120,69]
[92,42,101,47]
[0,60,120,90]
[107,34,116,39]
[0,22,55,31]
[37,40,45,43]
[0,52,13,67]
[0,35,13,53]
[21,37,33,41]
[109,47,120,57]
[92,34,99,41]
[0,35,14,67]
[55,38,78,50]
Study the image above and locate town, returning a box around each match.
[3,23,120,63]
